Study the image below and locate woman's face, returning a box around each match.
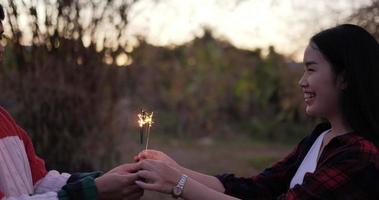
[298,42,346,118]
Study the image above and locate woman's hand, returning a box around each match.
[134,150,226,193]
[134,150,180,169]
[135,159,182,194]
[134,160,237,200]
[108,163,140,174]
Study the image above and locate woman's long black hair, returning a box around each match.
[311,24,379,146]
[0,4,4,20]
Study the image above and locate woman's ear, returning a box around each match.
[336,72,347,90]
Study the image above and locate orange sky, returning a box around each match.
[125,0,370,61]
[1,0,372,62]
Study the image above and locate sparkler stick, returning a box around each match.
[138,110,146,145]
[139,126,144,144]
[145,112,153,150]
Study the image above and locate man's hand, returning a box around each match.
[95,163,143,200]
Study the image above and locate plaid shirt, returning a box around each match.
[216,123,379,200]
[58,171,102,200]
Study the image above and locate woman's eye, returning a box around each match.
[307,68,315,72]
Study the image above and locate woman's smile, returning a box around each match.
[303,91,316,105]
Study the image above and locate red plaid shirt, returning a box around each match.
[216,123,379,199]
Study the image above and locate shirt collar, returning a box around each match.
[312,122,362,147]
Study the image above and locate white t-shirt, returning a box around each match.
[289,129,331,189]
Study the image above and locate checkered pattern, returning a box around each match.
[216,123,379,199]
[58,172,102,200]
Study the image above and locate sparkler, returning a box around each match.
[137,110,154,150]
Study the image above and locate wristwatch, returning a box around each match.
[172,174,188,199]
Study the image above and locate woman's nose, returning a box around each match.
[298,74,308,88]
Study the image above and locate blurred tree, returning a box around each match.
[0,0,320,172]
[0,0,138,172]
[127,31,314,140]
[2,0,137,52]
[349,0,379,39]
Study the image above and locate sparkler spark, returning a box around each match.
[137,110,154,150]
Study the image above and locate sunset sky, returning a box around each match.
[1,0,372,61]
[125,0,370,60]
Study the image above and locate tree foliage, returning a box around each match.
[0,1,323,171]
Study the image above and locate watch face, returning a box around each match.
[173,186,182,196]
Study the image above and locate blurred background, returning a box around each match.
[0,0,377,198]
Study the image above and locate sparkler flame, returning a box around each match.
[137,110,154,150]
[138,111,154,127]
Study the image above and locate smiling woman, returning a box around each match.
[133,24,379,200]
[310,24,379,146]
[299,42,346,119]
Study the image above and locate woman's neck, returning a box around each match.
[318,114,353,156]
[327,113,353,137]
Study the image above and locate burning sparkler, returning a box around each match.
[137,110,154,150]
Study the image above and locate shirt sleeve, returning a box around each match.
[34,170,71,194]
[16,126,48,185]
[57,171,102,200]
[215,137,308,200]
[0,107,48,185]
[2,172,102,200]
[278,146,379,200]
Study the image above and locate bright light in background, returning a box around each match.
[126,0,371,61]
[116,52,133,67]
[1,0,372,61]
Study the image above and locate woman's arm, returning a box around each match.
[135,159,239,200]
[181,177,239,200]
[135,150,225,192]
[135,134,308,200]
[179,166,225,192]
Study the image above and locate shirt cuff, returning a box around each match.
[57,171,102,200]
[215,173,236,195]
